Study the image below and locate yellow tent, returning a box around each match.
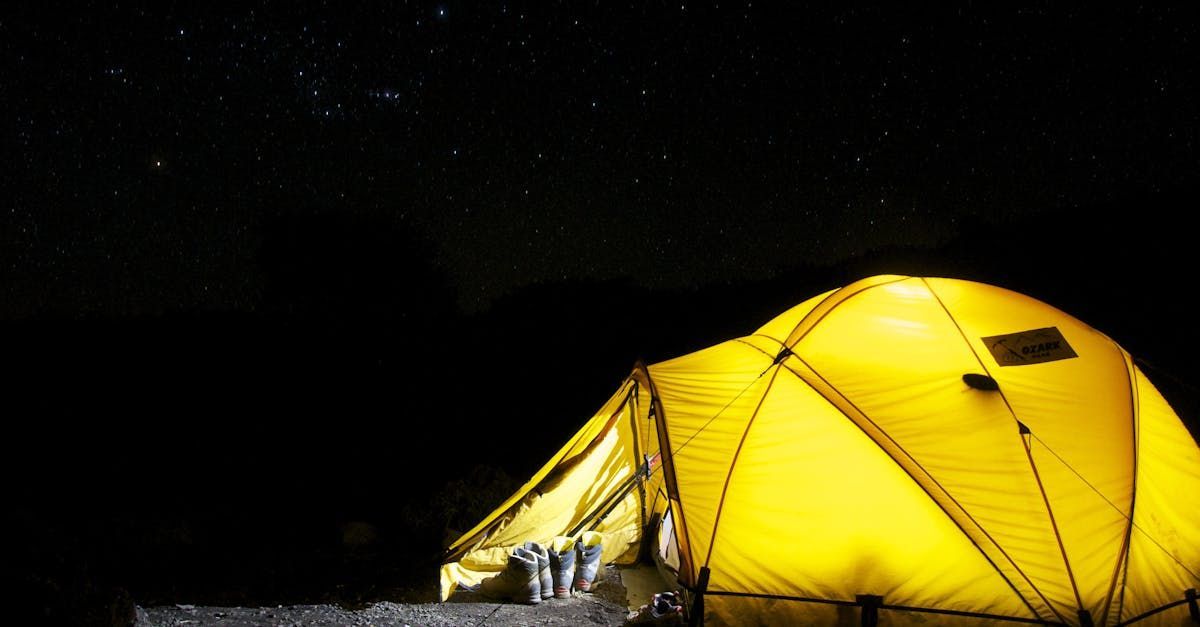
[441,276,1200,626]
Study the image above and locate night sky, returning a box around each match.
[6,5,1196,318]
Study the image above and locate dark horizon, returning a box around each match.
[6,201,1200,623]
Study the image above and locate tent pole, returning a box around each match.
[629,386,648,533]
[634,361,699,590]
[858,594,882,627]
[687,566,711,626]
[569,456,653,538]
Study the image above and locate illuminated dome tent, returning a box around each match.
[441,276,1200,626]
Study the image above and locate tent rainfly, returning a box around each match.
[441,275,1200,626]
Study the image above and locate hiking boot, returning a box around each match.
[523,541,553,600]
[479,546,542,604]
[548,536,576,599]
[574,531,603,592]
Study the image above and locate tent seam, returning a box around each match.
[704,590,1061,624]
[781,276,911,350]
[733,337,782,360]
[778,357,1057,624]
[921,277,1099,614]
[1115,359,1141,624]
[1020,434,1086,611]
[1101,350,1140,625]
[1115,596,1194,625]
[636,361,700,590]
[701,365,782,567]
[746,328,1049,620]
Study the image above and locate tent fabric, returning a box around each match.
[439,275,1200,626]
[440,378,658,596]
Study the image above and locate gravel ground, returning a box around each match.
[136,567,633,627]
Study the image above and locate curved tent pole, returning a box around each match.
[633,360,699,591]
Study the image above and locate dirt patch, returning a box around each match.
[137,566,633,626]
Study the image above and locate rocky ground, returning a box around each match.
[136,566,635,627]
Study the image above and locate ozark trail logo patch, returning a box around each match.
[982,327,1078,366]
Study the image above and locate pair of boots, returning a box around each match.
[478,531,603,604]
[547,531,604,598]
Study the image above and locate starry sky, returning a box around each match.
[4,8,1200,610]
[4,4,1197,317]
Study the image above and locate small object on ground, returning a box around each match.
[628,590,684,624]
